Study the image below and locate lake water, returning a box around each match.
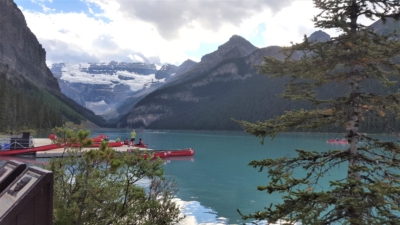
[0,130,360,224]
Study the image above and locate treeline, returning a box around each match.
[0,77,63,133]
[53,92,111,128]
[0,69,111,133]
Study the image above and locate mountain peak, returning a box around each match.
[200,35,257,63]
[217,35,257,53]
[170,35,257,83]
[166,59,198,83]
[308,30,330,42]
[183,59,197,64]
[228,34,247,41]
[369,17,400,37]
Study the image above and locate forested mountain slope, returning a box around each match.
[119,42,303,130]
[120,23,400,131]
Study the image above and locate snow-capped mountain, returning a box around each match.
[50,61,178,120]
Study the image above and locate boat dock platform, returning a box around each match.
[33,138,147,158]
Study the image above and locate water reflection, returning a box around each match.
[175,199,229,225]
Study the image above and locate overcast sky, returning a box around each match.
[14,0,369,66]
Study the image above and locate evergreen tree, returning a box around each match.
[0,75,70,133]
[48,126,182,225]
[237,1,400,224]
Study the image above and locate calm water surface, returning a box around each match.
[1,130,370,224]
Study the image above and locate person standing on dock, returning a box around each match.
[129,130,136,147]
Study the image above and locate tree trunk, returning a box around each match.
[348,1,362,224]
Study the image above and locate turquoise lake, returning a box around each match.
[1,130,368,224]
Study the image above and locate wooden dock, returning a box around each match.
[33,138,147,158]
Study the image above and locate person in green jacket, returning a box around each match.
[130,130,136,146]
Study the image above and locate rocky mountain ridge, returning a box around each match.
[168,35,258,85]
[369,18,400,38]
[174,59,198,76]
[0,0,60,94]
[51,60,197,120]
[122,34,280,128]
[155,64,178,80]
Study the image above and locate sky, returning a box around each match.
[14,0,369,67]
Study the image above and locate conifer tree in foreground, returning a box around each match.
[48,126,182,225]
[237,0,400,224]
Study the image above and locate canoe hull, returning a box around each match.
[0,144,63,156]
[0,141,124,156]
[165,149,195,157]
[326,140,348,144]
[127,148,195,159]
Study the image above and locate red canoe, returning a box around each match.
[126,151,169,160]
[326,139,348,144]
[0,141,124,156]
[0,144,63,156]
[127,148,195,159]
[165,149,195,157]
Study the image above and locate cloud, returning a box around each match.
[111,0,296,40]
[22,10,155,64]
[261,1,320,46]
[39,39,99,65]
[128,54,145,63]
[92,34,119,50]
[19,0,331,66]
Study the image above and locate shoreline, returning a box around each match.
[1,138,147,158]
